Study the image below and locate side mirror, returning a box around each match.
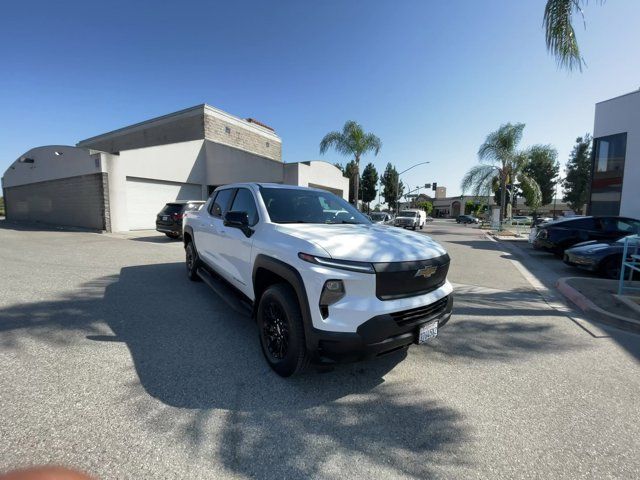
[224,211,253,237]
[224,211,249,228]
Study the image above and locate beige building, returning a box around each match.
[2,104,348,231]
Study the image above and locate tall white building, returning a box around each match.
[591,90,640,219]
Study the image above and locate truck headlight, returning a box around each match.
[298,253,375,274]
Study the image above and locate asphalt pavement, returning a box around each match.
[1,219,639,479]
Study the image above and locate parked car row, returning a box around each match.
[531,215,640,279]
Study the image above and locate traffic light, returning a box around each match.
[432,182,437,191]
[424,183,431,189]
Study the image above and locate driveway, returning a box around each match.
[1,220,639,479]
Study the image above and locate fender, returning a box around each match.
[252,254,315,352]
[183,224,195,246]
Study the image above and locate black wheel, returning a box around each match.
[601,256,623,280]
[166,232,181,239]
[185,241,202,282]
[257,283,309,377]
[420,224,424,230]
[412,225,416,231]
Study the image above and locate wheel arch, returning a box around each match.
[252,255,314,349]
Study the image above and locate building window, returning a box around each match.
[590,133,627,216]
[266,142,270,148]
[225,126,231,134]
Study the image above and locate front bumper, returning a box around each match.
[306,294,453,363]
[533,238,556,251]
[563,252,598,271]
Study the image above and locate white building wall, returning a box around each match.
[284,161,349,200]
[594,91,640,219]
[1,145,104,188]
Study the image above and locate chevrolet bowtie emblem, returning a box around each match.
[415,266,437,278]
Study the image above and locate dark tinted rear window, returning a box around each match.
[161,203,202,214]
[161,204,184,215]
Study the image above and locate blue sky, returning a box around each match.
[1,0,639,197]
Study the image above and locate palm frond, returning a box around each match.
[363,133,382,155]
[543,0,603,71]
[461,165,498,198]
[320,131,348,155]
[478,123,526,166]
[518,172,543,209]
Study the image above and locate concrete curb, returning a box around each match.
[556,277,640,333]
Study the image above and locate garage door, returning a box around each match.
[125,177,202,230]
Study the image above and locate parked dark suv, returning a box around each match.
[156,201,205,239]
[533,216,640,256]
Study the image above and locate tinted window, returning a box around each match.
[260,188,370,224]
[399,211,418,218]
[230,188,259,226]
[600,218,640,234]
[561,218,596,229]
[161,204,184,215]
[591,133,626,216]
[209,189,234,218]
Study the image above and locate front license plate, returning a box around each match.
[162,216,169,221]
[418,321,438,344]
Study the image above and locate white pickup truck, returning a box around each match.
[183,183,453,376]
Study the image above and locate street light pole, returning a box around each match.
[396,161,430,214]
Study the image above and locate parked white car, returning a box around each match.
[183,184,453,376]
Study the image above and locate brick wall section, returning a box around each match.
[4,173,109,231]
[204,113,281,161]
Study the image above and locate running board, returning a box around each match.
[196,267,253,318]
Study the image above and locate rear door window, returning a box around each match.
[209,189,234,218]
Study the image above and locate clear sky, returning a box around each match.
[1,0,639,197]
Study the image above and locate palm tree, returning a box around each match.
[320,121,381,207]
[461,123,542,223]
[543,0,604,71]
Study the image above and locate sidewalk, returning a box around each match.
[557,277,640,332]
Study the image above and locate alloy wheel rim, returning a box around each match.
[263,301,289,360]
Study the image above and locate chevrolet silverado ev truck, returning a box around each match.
[183,183,453,376]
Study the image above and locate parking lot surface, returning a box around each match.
[1,220,639,479]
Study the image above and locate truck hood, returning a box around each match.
[274,224,447,262]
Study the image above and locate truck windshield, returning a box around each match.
[398,211,417,218]
[260,188,371,225]
[370,213,387,221]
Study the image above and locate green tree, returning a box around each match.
[543,0,605,71]
[418,201,434,216]
[524,145,559,207]
[320,121,382,207]
[381,163,404,211]
[360,163,379,213]
[461,123,541,222]
[563,134,592,213]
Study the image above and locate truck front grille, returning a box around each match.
[373,254,450,300]
[389,296,449,327]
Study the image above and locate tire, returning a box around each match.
[412,225,416,231]
[419,223,424,230]
[600,256,623,280]
[166,232,181,239]
[257,283,310,377]
[185,241,202,282]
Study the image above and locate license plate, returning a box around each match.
[162,216,168,221]
[418,321,438,344]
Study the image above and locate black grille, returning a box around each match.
[373,254,450,300]
[389,296,449,327]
